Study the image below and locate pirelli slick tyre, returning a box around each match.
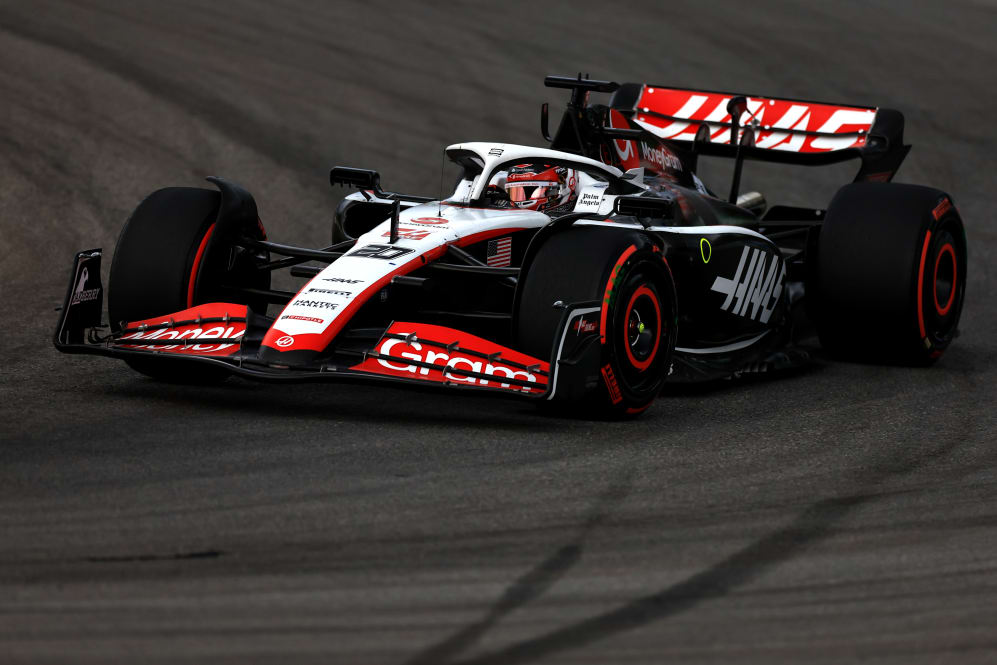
[812,182,966,364]
[109,187,268,382]
[516,226,676,418]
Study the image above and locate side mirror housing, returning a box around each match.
[330,167,382,192]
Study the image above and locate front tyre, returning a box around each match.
[109,187,268,383]
[516,227,676,418]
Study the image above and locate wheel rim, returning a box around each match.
[623,285,661,371]
[918,220,965,351]
[933,242,956,316]
[610,258,674,398]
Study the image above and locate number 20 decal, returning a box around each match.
[349,244,416,260]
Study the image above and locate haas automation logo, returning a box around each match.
[710,246,785,323]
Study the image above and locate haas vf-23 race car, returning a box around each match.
[54,75,967,418]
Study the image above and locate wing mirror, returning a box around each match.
[330,167,382,192]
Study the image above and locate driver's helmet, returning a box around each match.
[504,164,578,212]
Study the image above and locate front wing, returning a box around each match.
[53,249,602,401]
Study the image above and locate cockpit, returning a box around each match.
[443,143,642,217]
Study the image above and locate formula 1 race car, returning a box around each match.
[55,75,967,417]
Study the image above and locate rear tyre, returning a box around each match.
[516,226,676,418]
[109,187,269,382]
[812,182,966,364]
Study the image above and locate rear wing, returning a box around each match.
[541,76,910,184]
[608,82,910,181]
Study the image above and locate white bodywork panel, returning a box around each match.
[263,200,548,350]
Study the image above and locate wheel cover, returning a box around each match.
[623,285,661,371]
[609,257,674,400]
[916,219,965,354]
[932,242,956,316]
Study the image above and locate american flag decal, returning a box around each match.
[487,236,512,267]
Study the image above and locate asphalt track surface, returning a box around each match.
[1,1,995,663]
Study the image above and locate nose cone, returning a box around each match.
[257,343,322,367]
[258,324,331,366]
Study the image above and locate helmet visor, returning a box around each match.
[507,181,557,203]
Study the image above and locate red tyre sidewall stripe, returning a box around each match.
[623,285,661,371]
[600,245,637,345]
[625,402,653,415]
[187,223,216,308]
[916,230,932,339]
[932,242,956,316]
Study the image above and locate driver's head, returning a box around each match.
[505,164,577,212]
